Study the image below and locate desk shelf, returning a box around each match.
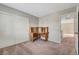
[30,27,48,41]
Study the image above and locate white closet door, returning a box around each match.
[0,12,29,48]
[0,14,12,38]
[13,15,29,43]
[0,13,16,48]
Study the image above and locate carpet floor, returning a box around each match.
[0,37,76,55]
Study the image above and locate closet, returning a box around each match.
[0,11,29,48]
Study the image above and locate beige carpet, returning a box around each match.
[0,37,76,55]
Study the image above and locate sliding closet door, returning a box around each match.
[13,15,29,44]
[0,11,29,48]
[0,13,15,48]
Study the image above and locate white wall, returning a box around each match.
[29,16,39,27]
[39,13,61,43]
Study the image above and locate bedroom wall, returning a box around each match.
[39,13,61,43]
[39,7,76,43]
[29,16,39,27]
[61,23,74,34]
[0,4,38,48]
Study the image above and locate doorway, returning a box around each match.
[61,13,75,38]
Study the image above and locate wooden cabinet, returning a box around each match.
[30,27,48,41]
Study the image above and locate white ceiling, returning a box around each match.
[3,3,77,17]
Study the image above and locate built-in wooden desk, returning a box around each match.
[30,27,48,42]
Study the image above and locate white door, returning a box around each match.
[13,15,29,43]
[0,12,16,48]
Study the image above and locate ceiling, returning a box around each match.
[2,3,77,17]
